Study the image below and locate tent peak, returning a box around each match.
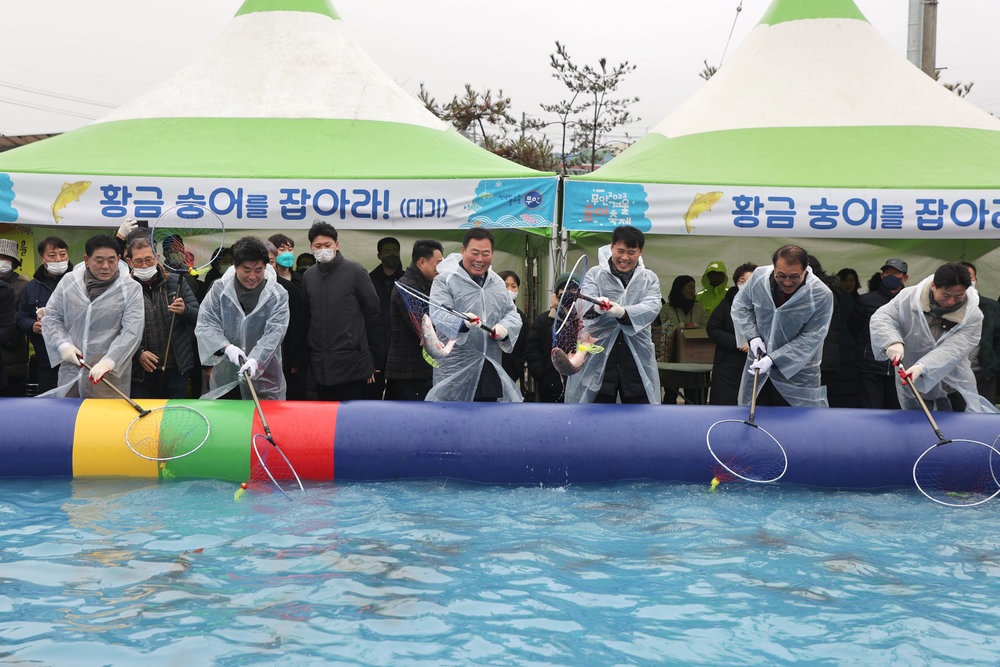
[235,0,341,21]
[758,0,868,26]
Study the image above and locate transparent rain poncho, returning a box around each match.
[564,245,662,404]
[195,264,289,400]
[870,275,998,413]
[424,253,523,402]
[731,265,833,407]
[41,261,144,398]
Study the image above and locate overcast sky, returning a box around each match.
[4,1,999,142]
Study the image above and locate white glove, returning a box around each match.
[603,301,626,319]
[239,357,260,379]
[464,312,481,326]
[224,344,247,366]
[35,307,46,319]
[89,358,115,383]
[905,363,924,382]
[58,342,83,366]
[748,355,773,375]
[886,343,905,364]
[116,218,138,239]
[491,324,508,340]
[749,337,767,359]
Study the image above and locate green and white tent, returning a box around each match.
[563,0,1000,239]
[0,0,556,231]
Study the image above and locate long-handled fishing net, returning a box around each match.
[706,352,787,484]
[152,205,226,371]
[79,359,210,461]
[243,371,303,500]
[395,280,489,365]
[550,255,605,376]
[903,362,1000,507]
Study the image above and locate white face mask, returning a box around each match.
[314,248,337,263]
[0,260,11,275]
[132,265,159,281]
[509,290,519,302]
[46,260,69,276]
[971,280,977,289]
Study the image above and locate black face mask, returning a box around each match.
[382,255,401,270]
[881,275,903,291]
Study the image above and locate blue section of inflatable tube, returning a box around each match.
[0,398,80,477]
[333,402,1000,488]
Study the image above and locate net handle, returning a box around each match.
[243,370,275,444]
[160,284,182,372]
[749,350,762,425]
[895,359,946,443]
[79,358,150,417]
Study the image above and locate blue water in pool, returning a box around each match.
[2,479,1000,665]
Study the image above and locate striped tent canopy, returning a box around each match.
[0,0,556,230]
[563,0,1000,238]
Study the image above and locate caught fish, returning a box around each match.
[51,180,91,223]
[421,314,456,359]
[551,339,605,376]
[682,191,723,234]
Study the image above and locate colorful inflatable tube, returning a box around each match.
[2,398,999,489]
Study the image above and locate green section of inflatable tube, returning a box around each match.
[159,400,253,482]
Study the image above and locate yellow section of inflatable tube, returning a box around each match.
[73,398,167,478]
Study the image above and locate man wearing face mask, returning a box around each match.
[303,221,380,402]
[0,238,31,396]
[41,234,144,398]
[367,237,404,399]
[848,258,909,409]
[125,235,200,399]
[16,236,73,394]
[871,262,997,413]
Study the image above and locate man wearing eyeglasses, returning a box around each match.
[870,262,998,413]
[731,244,834,407]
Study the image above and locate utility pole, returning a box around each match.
[921,0,938,78]
[907,0,937,77]
[906,0,938,79]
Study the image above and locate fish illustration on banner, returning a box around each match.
[0,174,17,223]
[682,191,724,233]
[51,180,91,223]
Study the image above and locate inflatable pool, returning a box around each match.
[3,398,1000,489]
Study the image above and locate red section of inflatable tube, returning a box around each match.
[249,400,336,481]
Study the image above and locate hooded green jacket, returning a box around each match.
[695,261,728,317]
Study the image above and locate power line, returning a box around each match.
[0,96,99,120]
[0,79,117,108]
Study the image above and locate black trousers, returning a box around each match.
[385,377,433,402]
[858,372,900,409]
[316,380,370,402]
[753,379,790,407]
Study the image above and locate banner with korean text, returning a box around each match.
[564,180,1000,238]
[0,172,557,231]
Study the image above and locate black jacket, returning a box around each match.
[706,286,744,406]
[524,309,563,401]
[130,270,200,384]
[369,265,404,372]
[0,280,15,390]
[303,253,380,386]
[16,263,71,370]
[848,284,898,375]
[276,275,308,372]
[386,264,433,381]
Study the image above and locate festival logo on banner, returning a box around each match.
[562,182,651,232]
[0,174,17,222]
[464,178,555,229]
